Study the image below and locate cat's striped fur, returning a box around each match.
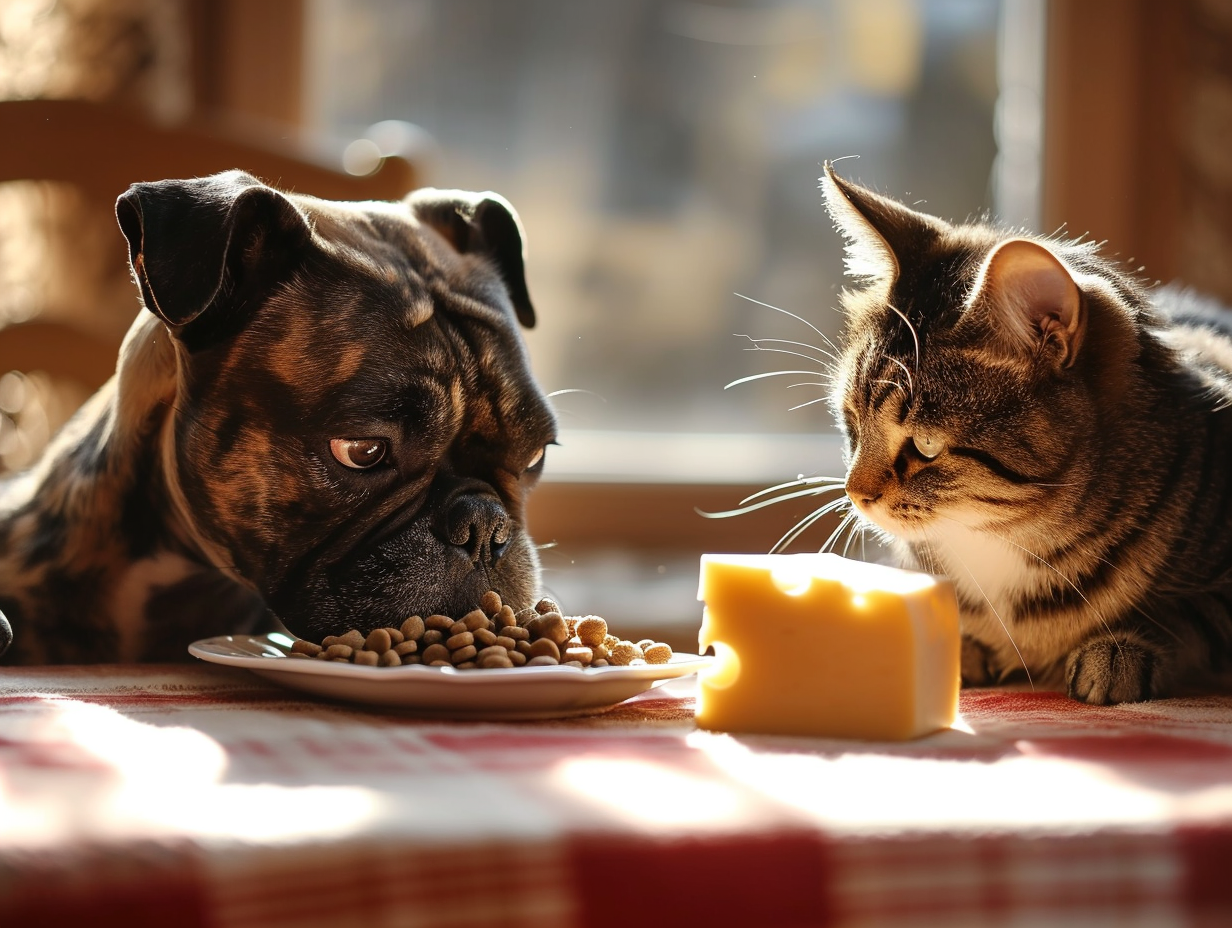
[822,163,1232,704]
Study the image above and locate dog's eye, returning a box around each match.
[525,446,546,473]
[330,438,388,470]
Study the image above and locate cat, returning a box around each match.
[820,162,1232,704]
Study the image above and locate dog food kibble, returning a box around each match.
[421,643,450,664]
[400,615,425,641]
[576,616,608,647]
[480,590,503,616]
[536,613,570,646]
[291,592,673,671]
[365,628,392,653]
[461,609,488,632]
[564,646,593,665]
[642,643,672,665]
[426,614,455,632]
[527,637,561,661]
[608,641,642,665]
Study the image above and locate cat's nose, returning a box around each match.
[848,490,883,511]
[845,470,885,510]
[845,450,890,511]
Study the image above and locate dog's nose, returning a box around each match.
[444,494,512,566]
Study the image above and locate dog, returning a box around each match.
[0,170,557,664]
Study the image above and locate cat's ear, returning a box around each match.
[969,238,1084,368]
[820,162,947,282]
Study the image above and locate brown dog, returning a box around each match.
[0,170,556,664]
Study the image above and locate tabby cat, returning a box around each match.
[821,163,1232,704]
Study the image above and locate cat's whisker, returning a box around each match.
[819,511,859,555]
[724,370,825,390]
[885,357,915,400]
[770,500,849,553]
[841,519,867,558]
[735,334,838,365]
[841,513,871,555]
[733,292,840,356]
[870,378,909,398]
[792,494,853,525]
[697,487,847,520]
[740,476,846,506]
[738,343,837,370]
[787,395,832,412]
[785,382,832,409]
[886,302,921,377]
[546,388,606,400]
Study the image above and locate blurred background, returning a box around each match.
[308,0,1004,436]
[0,0,1227,646]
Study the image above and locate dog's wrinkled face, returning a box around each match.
[116,171,555,641]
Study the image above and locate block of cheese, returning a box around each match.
[696,553,960,740]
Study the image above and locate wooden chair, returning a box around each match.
[0,98,420,204]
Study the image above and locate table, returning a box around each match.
[2,664,1232,927]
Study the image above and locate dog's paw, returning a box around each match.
[1065,637,1156,704]
[960,634,996,687]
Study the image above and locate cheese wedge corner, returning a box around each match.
[696,553,960,740]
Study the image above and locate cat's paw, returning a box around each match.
[1065,637,1156,704]
[960,635,996,687]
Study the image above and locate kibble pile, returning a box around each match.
[287,591,673,670]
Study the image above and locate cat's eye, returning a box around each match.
[330,438,389,470]
[912,434,944,460]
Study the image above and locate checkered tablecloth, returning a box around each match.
[2,664,1231,927]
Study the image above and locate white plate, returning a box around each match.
[188,633,710,719]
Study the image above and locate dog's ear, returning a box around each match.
[115,170,311,348]
[407,189,535,328]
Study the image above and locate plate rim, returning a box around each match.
[188,633,709,686]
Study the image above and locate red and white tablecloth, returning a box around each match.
[2,664,1232,927]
